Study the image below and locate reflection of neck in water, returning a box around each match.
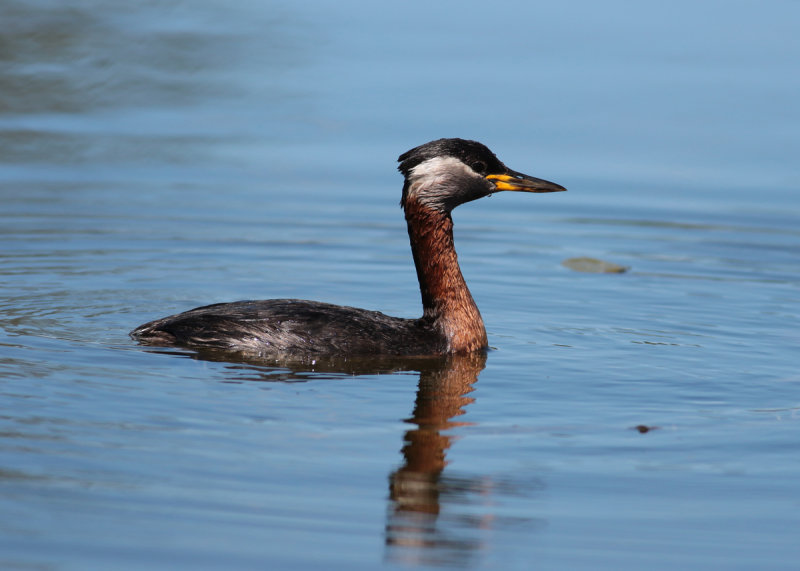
[386,352,487,564]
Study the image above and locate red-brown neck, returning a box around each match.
[404,199,488,353]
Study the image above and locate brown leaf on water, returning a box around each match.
[562,257,629,274]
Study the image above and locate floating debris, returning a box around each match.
[562,257,629,274]
[632,424,659,434]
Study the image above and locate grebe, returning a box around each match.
[131,138,565,356]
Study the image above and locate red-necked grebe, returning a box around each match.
[131,138,566,356]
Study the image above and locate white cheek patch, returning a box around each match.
[409,156,469,181]
[406,156,478,209]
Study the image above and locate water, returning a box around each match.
[2,0,799,569]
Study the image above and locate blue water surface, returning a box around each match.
[1,0,799,569]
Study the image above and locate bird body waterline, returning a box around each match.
[131,138,566,357]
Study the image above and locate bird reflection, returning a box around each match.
[385,352,490,567]
[145,347,539,565]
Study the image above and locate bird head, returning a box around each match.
[398,138,565,212]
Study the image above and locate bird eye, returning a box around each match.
[471,160,487,174]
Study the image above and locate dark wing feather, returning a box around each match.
[131,299,445,356]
